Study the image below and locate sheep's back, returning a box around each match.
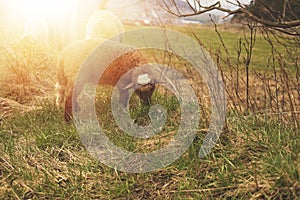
[58,38,149,89]
[99,50,148,86]
[58,38,102,85]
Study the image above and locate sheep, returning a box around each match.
[55,10,156,121]
[58,42,156,122]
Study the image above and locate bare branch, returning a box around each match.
[160,0,241,17]
[159,0,300,36]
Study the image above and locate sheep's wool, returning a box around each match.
[59,10,126,84]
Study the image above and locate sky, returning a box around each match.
[181,0,252,16]
[186,0,252,9]
[105,0,253,16]
[0,0,254,33]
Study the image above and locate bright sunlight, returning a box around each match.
[4,0,78,21]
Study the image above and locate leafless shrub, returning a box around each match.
[158,0,299,126]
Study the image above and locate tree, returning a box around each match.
[160,0,300,36]
[248,0,300,22]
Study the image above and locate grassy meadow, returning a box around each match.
[0,24,299,199]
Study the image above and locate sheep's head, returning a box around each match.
[123,73,155,105]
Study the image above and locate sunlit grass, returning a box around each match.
[168,24,297,73]
[0,100,298,199]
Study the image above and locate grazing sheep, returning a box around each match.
[56,10,155,121]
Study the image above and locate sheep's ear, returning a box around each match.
[122,82,134,90]
[154,80,166,84]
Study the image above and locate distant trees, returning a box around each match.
[160,0,300,36]
[247,0,300,22]
[232,0,300,35]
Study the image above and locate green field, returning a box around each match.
[0,24,299,199]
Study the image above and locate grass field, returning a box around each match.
[0,24,299,199]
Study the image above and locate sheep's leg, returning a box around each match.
[56,59,67,107]
[116,75,131,106]
[64,86,82,122]
[55,82,65,107]
[64,92,73,122]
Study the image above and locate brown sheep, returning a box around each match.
[56,10,156,121]
[56,41,156,121]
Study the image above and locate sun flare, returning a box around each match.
[4,0,78,21]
